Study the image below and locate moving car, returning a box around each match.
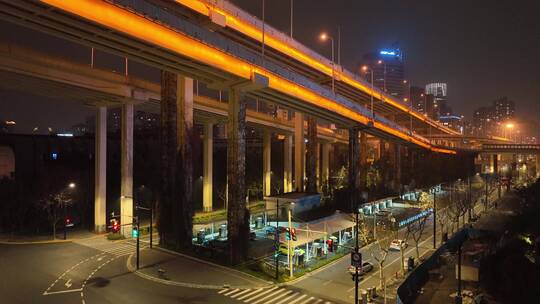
[348,262,374,276]
[389,239,407,251]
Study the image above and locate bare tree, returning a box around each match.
[358,215,394,303]
[40,190,74,239]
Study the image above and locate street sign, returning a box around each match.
[351,252,362,267]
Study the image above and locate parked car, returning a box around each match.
[348,262,374,276]
[389,239,407,251]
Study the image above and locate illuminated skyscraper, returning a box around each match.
[360,49,405,99]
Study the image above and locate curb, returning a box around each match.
[0,239,72,245]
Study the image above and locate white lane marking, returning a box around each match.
[274,292,300,304]
[243,286,279,302]
[65,279,72,288]
[43,288,83,295]
[287,294,307,304]
[237,288,265,300]
[297,296,315,304]
[223,288,240,296]
[263,289,293,304]
[230,289,253,299]
[218,288,231,294]
[251,289,289,304]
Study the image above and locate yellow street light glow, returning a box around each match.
[361,65,369,72]
[506,123,514,129]
[377,60,383,64]
[172,0,460,136]
[319,32,328,41]
[40,0,455,154]
[68,183,76,189]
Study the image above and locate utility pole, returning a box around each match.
[136,205,153,248]
[433,192,437,249]
[353,196,360,304]
[275,199,279,280]
[467,176,472,221]
[485,177,488,212]
[288,208,293,278]
[456,244,463,304]
[135,212,140,270]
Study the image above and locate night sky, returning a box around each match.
[1,0,539,134]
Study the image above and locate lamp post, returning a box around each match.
[320,32,335,94]
[64,182,76,240]
[361,65,374,119]
[404,80,412,134]
[377,60,387,93]
[289,0,293,38]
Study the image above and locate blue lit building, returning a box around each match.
[359,49,405,100]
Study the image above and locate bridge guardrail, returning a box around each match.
[113,0,440,147]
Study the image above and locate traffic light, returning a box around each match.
[132,225,139,238]
[285,228,291,240]
[291,228,297,241]
[65,217,73,227]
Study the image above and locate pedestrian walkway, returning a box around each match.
[218,286,335,304]
[73,234,154,257]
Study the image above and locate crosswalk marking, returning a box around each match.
[231,289,254,299]
[224,289,241,296]
[243,286,279,302]
[274,292,300,304]
[288,294,307,304]
[74,235,155,257]
[264,290,293,304]
[237,288,265,300]
[218,287,332,304]
[298,296,315,304]
[251,289,289,304]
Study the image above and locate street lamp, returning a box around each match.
[64,182,76,240]
[377,60,387,92]
[404,80,412,134]
[319,32,335,94]
[361,65,375,119]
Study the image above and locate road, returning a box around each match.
[0,235,333,304]
[283,189,498,303]
[0,188,500,304]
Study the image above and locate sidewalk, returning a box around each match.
[0,229,101,244]
[126,246,272,289]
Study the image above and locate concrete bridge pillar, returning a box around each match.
[263,130,272,196]
[94,106,107,233]
[120,103,134,237]
[203,122,213,212]
[316,142,321,191]
[227,88,248,264]
[394,143,402,192]
[492,154,498,174]
[359,132,368,190]
[305,116,318,193]
[294,113,305,191]
[158,72,194,248]
[348,127,360,209]
[321,142,330,189]
[283,135,293,192]
[536,155,540,178]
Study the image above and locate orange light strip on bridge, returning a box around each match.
[174,0,460,136]
[39,0,454,154]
